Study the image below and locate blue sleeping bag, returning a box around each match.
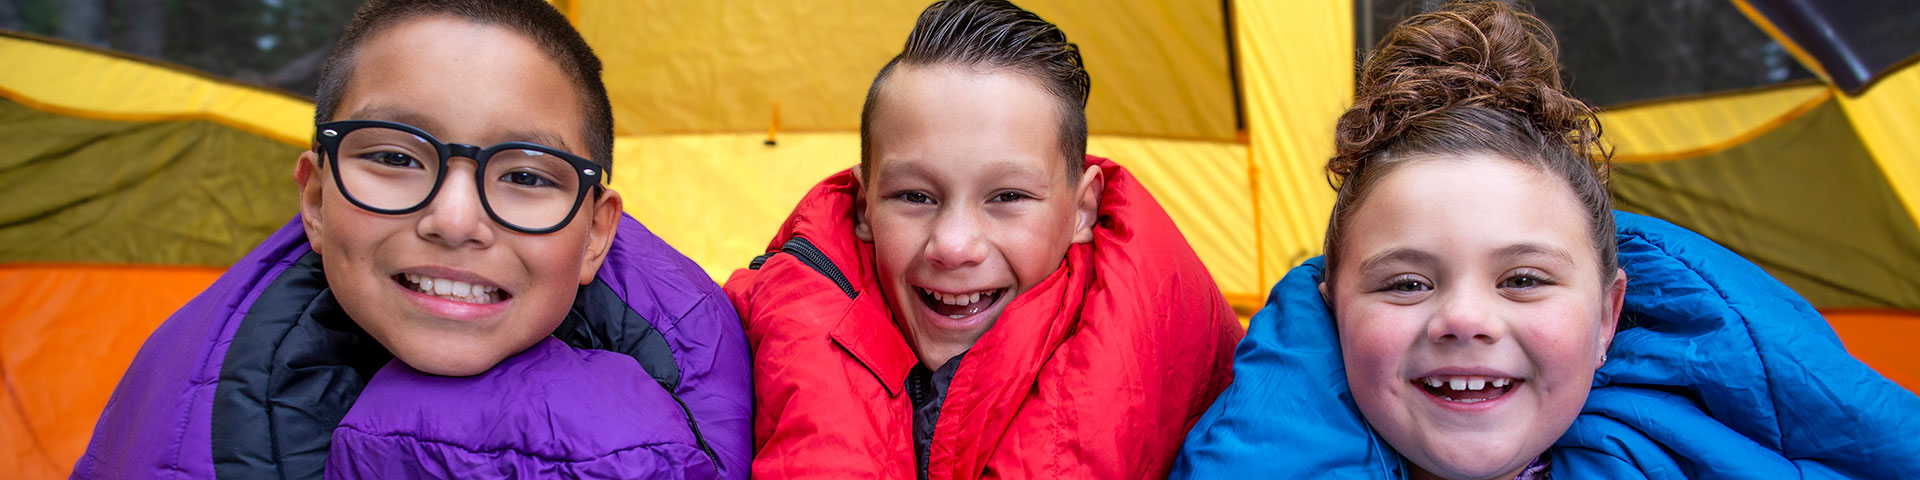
[1172,212,1920,479]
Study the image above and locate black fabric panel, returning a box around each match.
[1355,0,1817,107]
[552,279,682,392]
[909,352,966,480]
[1611,101,1920,310]
[1745,0,1920,94]
[213,251,390,480]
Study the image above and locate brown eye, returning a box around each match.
[365,151,422,169]
[500,171,557,188]
[1501,275,1540,289]
[896,192,932,204]
[1387,276,1431,293]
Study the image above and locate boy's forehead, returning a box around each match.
[867,65,1066,177]
[338,102,575,150]
[333,15,585,151]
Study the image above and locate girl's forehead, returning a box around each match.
[1342,157,1598,269]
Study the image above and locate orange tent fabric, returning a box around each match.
[0,265,223,477]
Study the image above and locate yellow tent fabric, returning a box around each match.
[4,1,1920,478]
[1236,0,1350,289]
[0,35,310,145]
[1838,64,1920,231]
[575,0,1237,140]
[1604,82,1831,163]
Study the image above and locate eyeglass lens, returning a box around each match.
[334,126,584,231]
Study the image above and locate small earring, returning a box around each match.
[1599,354,1609,364]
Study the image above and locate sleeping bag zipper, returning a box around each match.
[749,237,857,300]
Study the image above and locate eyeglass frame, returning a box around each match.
[311,119,610,235]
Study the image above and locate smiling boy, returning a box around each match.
[74,1,749,479]
[724,1,1244,478]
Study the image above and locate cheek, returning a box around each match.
[868,214,926,277]
[1513,300,1609,378]
[318,204,399,265]
[1336,301,1422,378]
[517,230,592,283]
[993,208,1076,286]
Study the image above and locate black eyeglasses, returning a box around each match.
[313,120,608,234]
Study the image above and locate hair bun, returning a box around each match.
[1330,0,1605,181]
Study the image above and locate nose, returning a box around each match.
[416,160,494,249]
[924,206,988,269]
[1427,287,1505,345]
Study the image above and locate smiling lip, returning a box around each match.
[1412,367,1523,412]
[914,285,1008,328]
[391,266,511,322]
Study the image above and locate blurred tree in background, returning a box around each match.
[0,0,357,98]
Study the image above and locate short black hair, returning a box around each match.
[860,0,1091,180]
[312,0,613,171]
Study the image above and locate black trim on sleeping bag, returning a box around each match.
[212,251,700,479]
[212,251,391,480]
[552,280,682,391]
[552,280,724,468]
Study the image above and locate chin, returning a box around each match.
[1412,447,1533,480]
[389,343,511,377]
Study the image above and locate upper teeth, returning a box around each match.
[1421,375,1512,390]
[404,273,500,303]
[921,287,991,306]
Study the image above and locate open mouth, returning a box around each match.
[394,273,510,305]
[916,287,1006,319]
[1413,375,1520,404]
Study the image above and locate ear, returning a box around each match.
[1598,268,1628,360]
[1318,281,1331,305]
[578,189,625,285]
[294,150,327,255]
[852,166,874,241]
[1070,164,1105,244]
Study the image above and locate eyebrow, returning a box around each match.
[982,160,1051,184]
[497,130,577,153]
[1492,242,1578,266]
[1356,248,1439,274]
[338,104,579,153]
[343,105,440,133]
[877,158,929,182]
[876,157,1053,184]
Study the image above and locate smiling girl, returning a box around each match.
[1176,1,1920,478]
[1316,3,1622,478]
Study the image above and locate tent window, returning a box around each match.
[2,0,356,99]
[1355,0,1816,107]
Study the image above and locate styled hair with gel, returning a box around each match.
[860,0,1092,180]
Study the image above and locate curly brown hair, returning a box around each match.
[1323,0,1617,287]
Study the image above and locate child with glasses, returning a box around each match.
[74,1,750,479]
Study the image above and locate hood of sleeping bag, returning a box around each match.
[1171,211,1920,479]
[70,214,752,480]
